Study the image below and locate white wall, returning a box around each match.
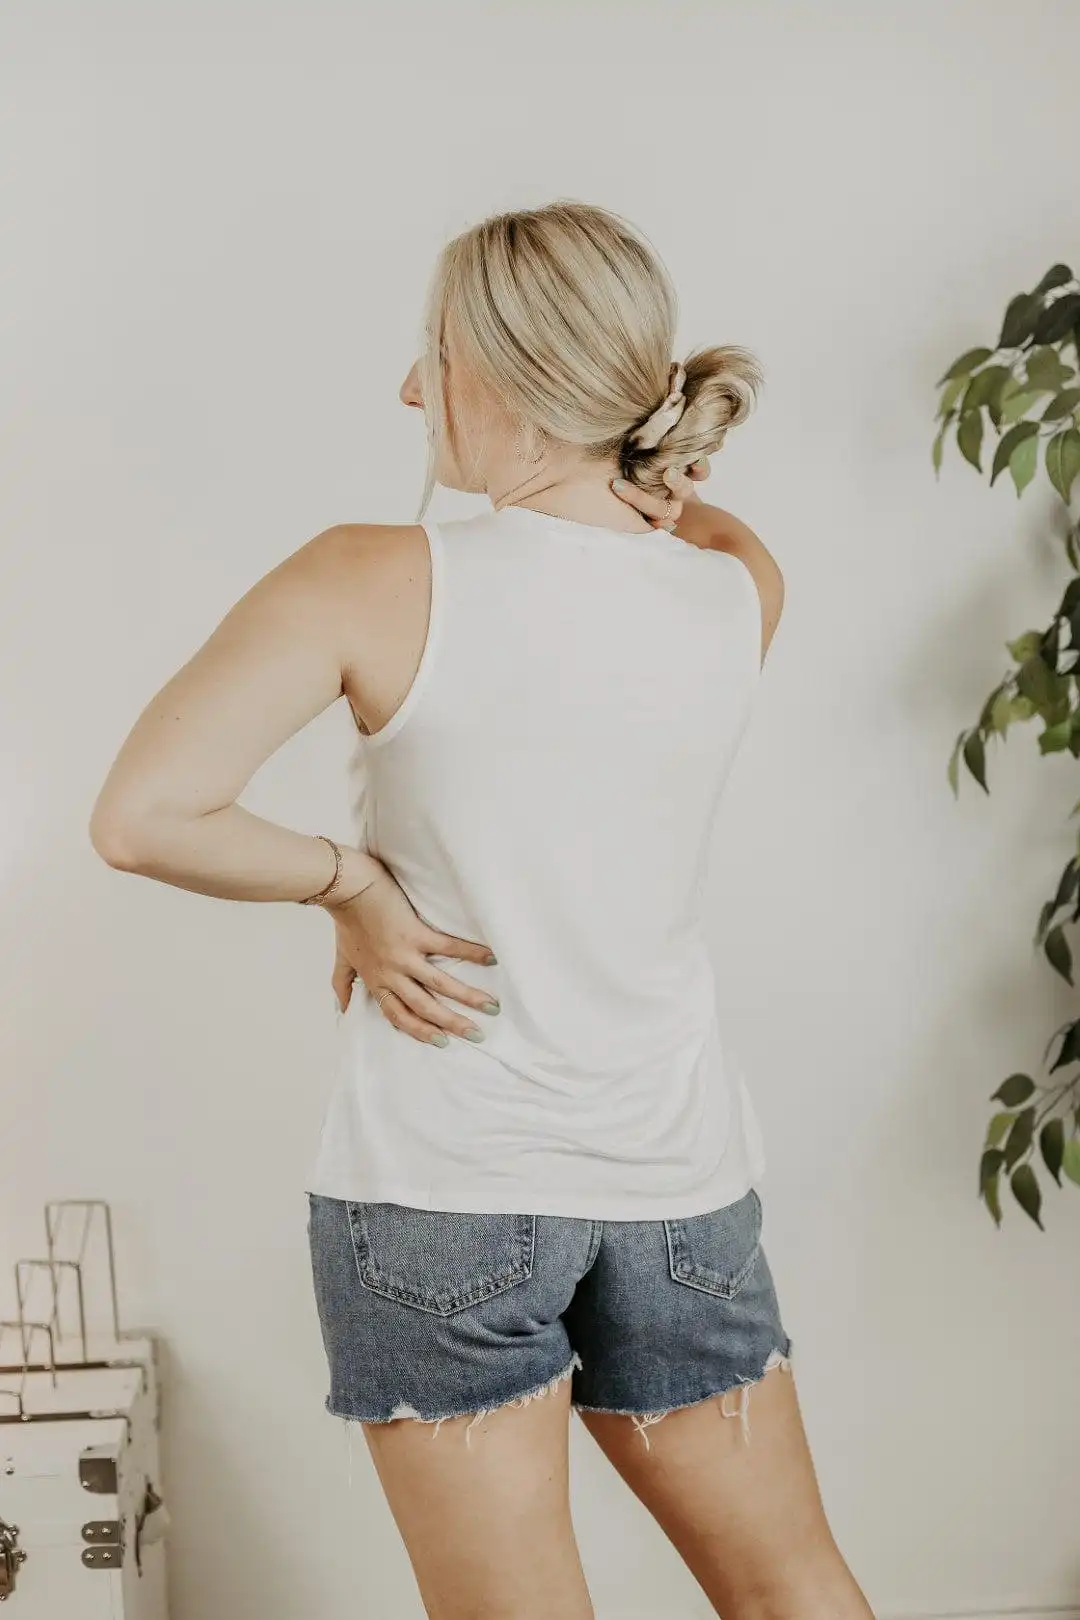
[2,3,1079,1616]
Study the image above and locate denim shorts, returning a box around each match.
[307,1186,792,1450]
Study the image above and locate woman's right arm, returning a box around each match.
[612,471,784,661]
[676,499,785,662]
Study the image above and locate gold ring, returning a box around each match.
[374,988,393,1010]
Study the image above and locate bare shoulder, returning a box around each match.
[694,507,784,659]
[266,522,428,626]
[294,521,428,584]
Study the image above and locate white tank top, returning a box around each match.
[309,504,768,1219]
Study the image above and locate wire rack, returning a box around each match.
[0,1201,128,1418]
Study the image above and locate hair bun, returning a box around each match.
[627,362,688,451]
[620,346,762,499]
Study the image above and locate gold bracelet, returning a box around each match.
[299,835,344,905]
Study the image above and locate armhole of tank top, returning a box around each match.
[359,520,445,749]
[711,547,764,672]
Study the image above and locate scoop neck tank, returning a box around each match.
[308,503,767,1218]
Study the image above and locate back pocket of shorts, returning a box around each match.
[348,1203,536,1317]
[663,1188,763,1300]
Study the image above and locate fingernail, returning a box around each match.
[485,953,498,965]
[612,478,629,492]
[481,1000,500,1015]
[464,1027,485,1043]
[431,1032,449,1047]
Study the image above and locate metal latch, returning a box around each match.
[0,1520,27,1601]
[82,1518,124,1569]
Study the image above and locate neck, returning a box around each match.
[488,459,654,535]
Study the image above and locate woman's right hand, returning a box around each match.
[612,457,710,530]
[328,862,499,1045]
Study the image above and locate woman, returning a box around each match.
[90,202,872,1619]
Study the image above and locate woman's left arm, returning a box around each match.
[89,525,381,905]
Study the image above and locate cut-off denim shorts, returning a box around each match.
[307,1186,792,1451]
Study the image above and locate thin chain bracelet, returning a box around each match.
[298,835,344,905]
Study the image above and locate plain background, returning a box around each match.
[3,3,1080,1617]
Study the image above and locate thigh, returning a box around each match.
[307,1194,597,1620]
[567,1187,871,1618]
[364,1372,594,1620]
[578,1364,871,1618]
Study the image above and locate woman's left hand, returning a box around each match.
[612,458,710,531]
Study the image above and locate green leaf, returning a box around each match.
[979,1144,1005,1227]
[1037,898,1058,944]
[1051,1018,1080,1070]
[1062,1138,1080,1186]
[982,1171,1003,1226]
[932,416,952,476]
[991,1072,1036,1107]
[1035,291,1080,345]
[957,410,984,471]
[986,690,1011,733]
[962,729,988,791]
[1039,717,1073,753]
[1000,292,1042,349]
[980,1147,1004,1225]
[1016,655,1049,705]
[937,375,967,418]
[1009,431,1039,495]
[1066,525,1080,570]
[1010,1163,1043,1228]
[1045,428,1080,503]
[1003,1106,1036,1168]
[937,347,992,386]
[963,365,1011,415]
[1007,629,1044,662]
[985,1111,1014,1148]
[947,733,963,795]
[989,690,1036,733]
[1026,345,1074,391]
[1054,861,1079,910]
[1017,653,1062,708]
[1033,264,1075,298]
[980,1145,1006,1182]
[1042,386,1080,422]
[991,421,1040,486]
[1040,1117,1065,1184]
[998,389,1046,427]
[1045,924,1074,984]
[978,683,1005,731]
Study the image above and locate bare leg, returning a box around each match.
[361,1369,594,1620]
[577,1364,873,1619]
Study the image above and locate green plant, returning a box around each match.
[934,262,1080,1230]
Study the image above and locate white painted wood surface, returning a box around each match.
[0,1340,168,1618]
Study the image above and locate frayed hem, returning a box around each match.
[328,1350,584,1448]
[573,1344,793,1452]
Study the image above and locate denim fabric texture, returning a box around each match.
[307,1187,792,1436]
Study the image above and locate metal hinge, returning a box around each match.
[82,1517,124,1569]
[0,1519,27,1601]
[79,1443,119,1495]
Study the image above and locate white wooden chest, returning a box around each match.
[0,1335,169,1617]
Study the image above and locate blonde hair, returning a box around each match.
[416,200,760,517]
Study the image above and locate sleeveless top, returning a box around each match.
[308,504,768,1219]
